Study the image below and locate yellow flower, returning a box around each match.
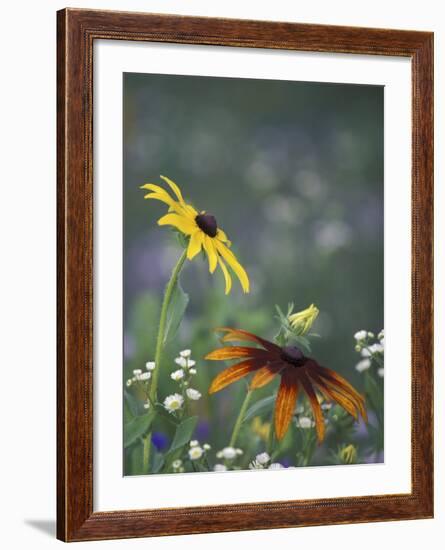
[338,444,357,464]
[288,304,319,335]
[141,176,249,294]
[251,417,271,441]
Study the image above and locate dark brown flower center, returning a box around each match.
[281,345,305,367]
[195,213,218,237]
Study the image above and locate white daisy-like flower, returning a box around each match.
[133,369,142,375]
[269,463,284,470]
[189,368,197,375]
[214,464,227,472]
[172,459,182,469]
[297,416,315,429]
[143,401,150,409]
[145,361,156,371]
[126,379,132,387]
[139,372,151,381]
[367,331,375,338]
[189,440,199,447]
[174,356,187,367]
[378,368,384,377]
[361,348,371,357]
[355,358,371,373]
[186,388,202,400]
[180,349,191,357]
[171,369,184,381]
[218,447,237,460]
[188,446,204,460]
[354,330,368,341]
[255,452,270,465]
[203,443,211,451]
[163,393,184,413]
[369,343,384,354]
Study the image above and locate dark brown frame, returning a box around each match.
[57,8,434,542]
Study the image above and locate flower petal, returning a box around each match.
[157,213,196,235]
[209,358,265,393]
[313,364,367,422]
[159,175,185,204]
[216,228,230,244]
[205,346,271,361]
[275,369,299,440]
[250,362,283,389]
[215,241,250,293]
[216,327,281,354]
[218,258,232,295]
[187,231,204,260]
[299,371,325,442]
[309,371,359,420]
[203,235,218,273]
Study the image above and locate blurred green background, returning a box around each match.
[123,72,383,472]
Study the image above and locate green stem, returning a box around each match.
[149,248,187,403]
[229,389,254,448]
[142,435,150,473]
[145,248,188,471]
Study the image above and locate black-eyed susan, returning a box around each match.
[206,327,367,442]
[141,176,249,294]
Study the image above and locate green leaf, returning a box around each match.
[124,412,155,448]
[169,416,198,452]
[291,334,312,353]
[243,394,276,423]
[163,276,189,344]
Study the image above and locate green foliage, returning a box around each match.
[124,412,155,448]
[163,276,189,345]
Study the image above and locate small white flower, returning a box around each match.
[367,331,375,338]
[297,416,315,429]
[355,344,362,352]
[189,368,197,375]
[369,343,384,354]
[218,447,237,460]
[174,356,187,367]
[126,379,132,387]
[186,388,202,400]
[378,330,384,340]
[189,440,199,447]
[378,368,384,377]
[188,446,204,460]
[180,349,191,357]
[163,393,184,413]
[269,463,284,470]
[172,459,182,469]
[203,443,211,451]
[143,401,150,410]
[380,337,385,346]
[139,372,151,381]
[355,358,371,373]
[133,369,142,375]
[361,348,371,357]
[235,448,243,455]
[255,452,270,465]
[354,330,368,341]
[214,464,227,472]
[171,369,185,381]
[145,361,156,371]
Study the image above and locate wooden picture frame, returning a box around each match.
[57,8,434,542]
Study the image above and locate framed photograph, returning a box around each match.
[57,8,433,542]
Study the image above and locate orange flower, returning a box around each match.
[206,328,367,442]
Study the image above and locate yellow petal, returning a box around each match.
[157,213,196,235]
[187,231,204,260]
[159,175,185,204]
[218,258,232,294]
[215,241,250,293]
[216,228,230,244]
[203,236,218,273]
[142,183,197,219]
